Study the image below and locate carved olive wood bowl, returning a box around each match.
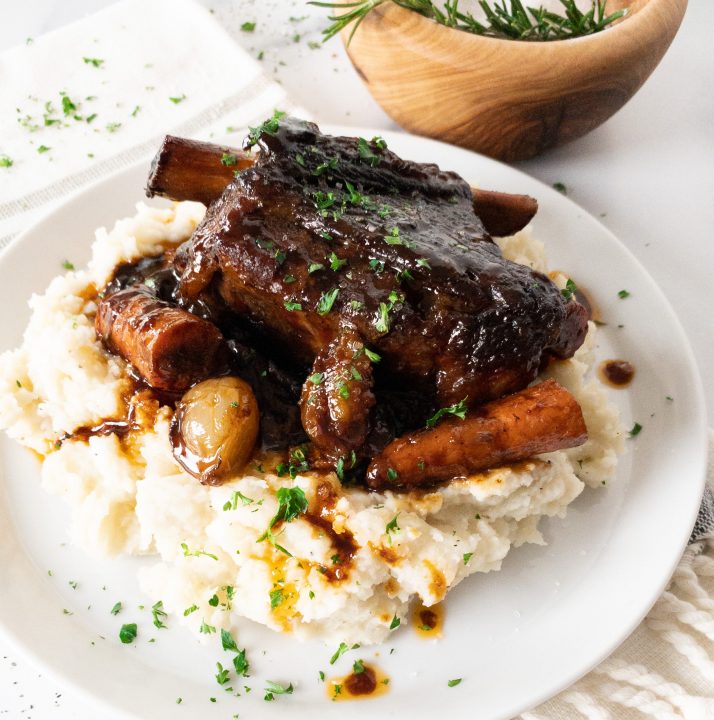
[342,0,688,161]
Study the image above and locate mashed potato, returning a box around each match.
[0,202,623,645]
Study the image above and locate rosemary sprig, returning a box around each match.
[309,0,627,43]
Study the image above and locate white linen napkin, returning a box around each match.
[0,0,299,247]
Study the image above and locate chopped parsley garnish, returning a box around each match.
[246,109,286,148]
[426,398,468,428]
[313,157,338,176]
[284,300,302,312]
[338,383,350,399]
[629,422,643,437]
[369,259,385,273]
[257,486,309,554]
[85,113,97,123]
[61,94,78,116]
[233,649,250,676]
[329,641,349,665]
[375,302,391,333]
[131,105,141,117]
[357,136,384,166]
[309,372,324,385]
[353,659,365,674]
[221,628,239,652]
[448,678,463,687]
[110,602,122,616]
[389,614,400,630]
[223,490,255,511]
[553,182,567,194]
[319,670,325,681]
[264,681,293,701]
[221,153,238,166]
[561,278,577,301]
[61,259,75,270]
[463,552,473,565]
[385,514,400,543]
[313,190,336,214]
[199,620,216,634]
[181,542,218,561]
[83,57,104,67]
[364,348,381,363]
[270,588,284,609]
[384,226,403,245]
[386,467,398,482]
[350,367,362,381]
[372,136,387,150]
[168,94,187,104]
[284,274,297,284]
[183,604,198,616]
[0,155,13,168]
[241,21,256,32]
[416,258,431,269]
[118,623,137,644]
[308,262,325,274]
[151,600,168,629]
[106,122,122,133]
[208,594,219,607]
[317,287,339,315]
[37,145,50,154]
[329,252,347,271]
[618,289,631,299]
[215,662,230,685]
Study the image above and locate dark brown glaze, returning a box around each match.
[300,325,376,462]
[598,359,635,388]
[412,600,445,638]
[328,664,389,701]
[95,286,224,393]
[366,379,587,490]
[175,117,588,410]
[145,133,537,237]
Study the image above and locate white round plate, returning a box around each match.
[0,127,707,720]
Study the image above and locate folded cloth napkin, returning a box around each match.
[0,0,302,248]
[0,2,711,717]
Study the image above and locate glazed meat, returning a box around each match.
[367,379,587,491]
[174,117,588,412]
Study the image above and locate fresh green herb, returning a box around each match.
[329,252,347,271]
[221,153,238,166]
[309,590,316,599]
[83,57,104,67]
[375,302,391,333]
[553,181,567,194]
[246,110,286,148]
[257,50,265,60]
[335,456,345,481]
[384,226,403,246]
[618,289,631,299]
[168,94,187,104]
[350,367,363,381]
[666,395,674,402]
[62,259,75,270]
[308,262,325,274]
[175,697,182,704]
[183,604,199,616]
[309,372,324,385]
[333,683,343,697]
[37,145,50,154]
[317,287,339,315]
[208,594,219,607]
[131,105,141,117]
[215,662,231,685]
[629,422,643,437]
[110,602,122,616]
[119,623,137,644]
[353,659,365,674]
[369,259,385,273]
[270,588,284,609]
[308,40,322,49]
[295,152,306,166]
[221,628,239,653]
[389,614,400,630]
[319,670,325,681]
[313,190,336,212]
[241,21,257,32]
[0,155,13,168]
[330,641,349,665]
[448,678,462,687]
[223,490,255,511]
[386,467,398,482]
[257,486,309,551]
[426,398,468,428]
[233,649,250,676]
[313,156,338,176]
[264,680,293,701]
[364,348,381,363]
[463,552,473,565]
[385,514,400,542]
[310,0,627,44]
[199,620,217,634]
[181,543,218,561]
[561,278,577,301]
[357,136,385,166]
[151,600,168,629]
[106,122,122,133]
[85,113,97,123]
[331,554,342,565]
[284,274,297,284]
[284,300,302,312]
[61,94,77,116]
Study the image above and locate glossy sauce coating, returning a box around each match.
[327,663,390,701]
[598,359,635,388]
[412,600,445,638]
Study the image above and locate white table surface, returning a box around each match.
[1,1,712,717]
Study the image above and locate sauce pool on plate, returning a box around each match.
[327,663,390,701]
[598,359,635,388]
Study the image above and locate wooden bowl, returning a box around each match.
[343,0,688,161]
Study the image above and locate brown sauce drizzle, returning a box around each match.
[412,600,445,638]
[327,664,390,701]
[598,359,635,388]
